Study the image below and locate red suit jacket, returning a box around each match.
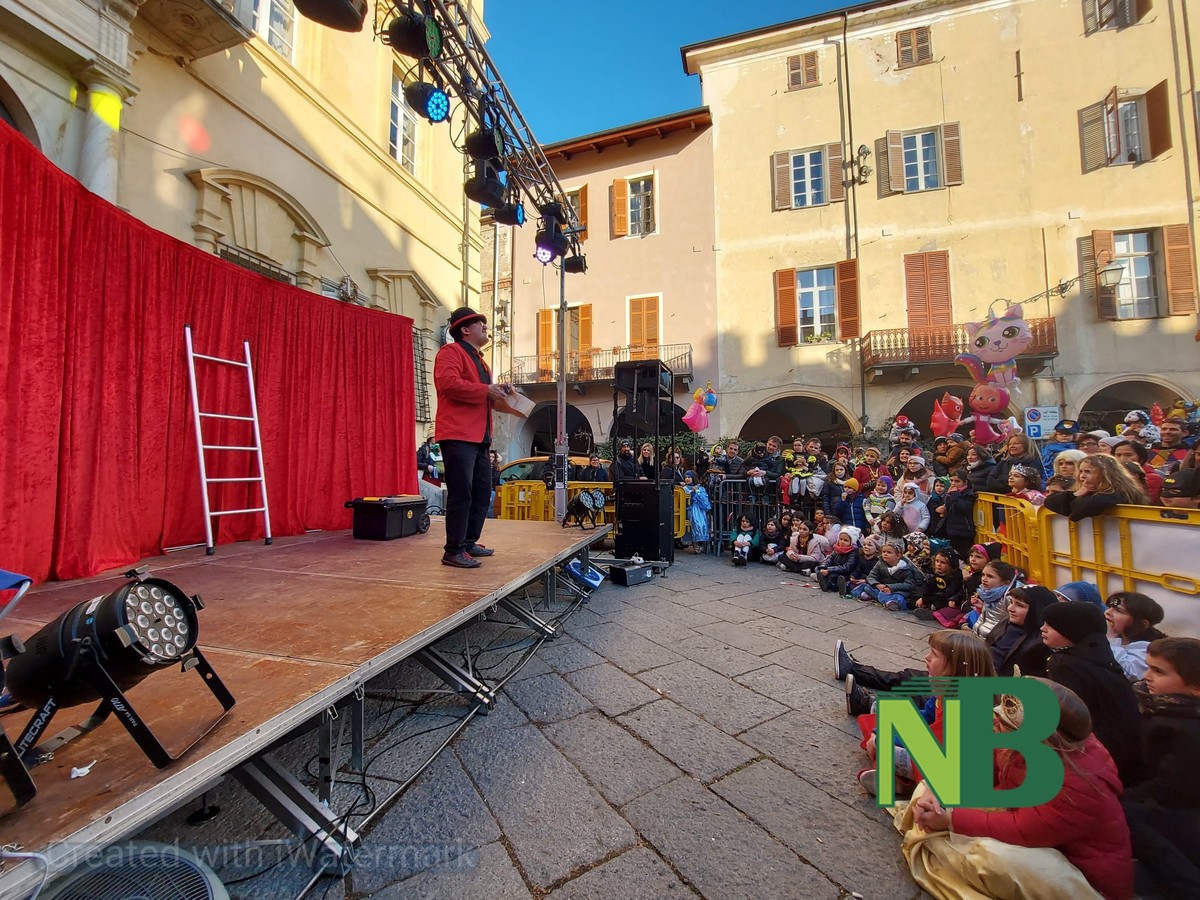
[434,341,493,443]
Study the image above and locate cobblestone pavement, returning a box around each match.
[137,549,935,899]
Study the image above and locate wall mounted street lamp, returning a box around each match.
[852,144,872,185]
[1057,250,1125,296]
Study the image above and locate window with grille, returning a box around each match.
[1111,231,1159,319]
[628,177,655,236]
[902,130,940,192]
[389,71,418,174]
[797,267,837,342]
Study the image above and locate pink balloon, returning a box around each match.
[681,401,709,433]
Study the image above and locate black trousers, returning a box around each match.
[849,662,926,691]
[1123,800,1200,897]
[441,439,492,555]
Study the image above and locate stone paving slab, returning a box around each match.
[618,700,758,782]
[635,659,789,735]
[536,636,607,674]
[688,598,767,624]
[543,711,682,807]
[568,621,684,674]
[564,662,662,717]
[502,671,593,724]
[623,776,840,900]
[545,846,691,899]
[606,604,702,644]
[369,841,529,899]
[711,759,917,899]
[695,620,793,656]
[455,724,636,889]
[671,632,772,678]
[648,597,726,629]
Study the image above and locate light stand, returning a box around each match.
[0,569,34,805]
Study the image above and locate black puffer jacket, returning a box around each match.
[1047,634,1143,785]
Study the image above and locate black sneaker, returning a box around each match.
[837,576,848,597]
[466,543,494,557]
[442,551,482,569]
[912,608,936,621]
[834,639,853,681]
[846,674,873,717]
[817,573,829,592]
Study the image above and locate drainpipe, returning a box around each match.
[843,13,868,436]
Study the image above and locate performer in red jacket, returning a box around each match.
[434,307,512,568]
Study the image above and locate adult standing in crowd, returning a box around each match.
[1149,418,1193,475]
[434,307,512,569]
[988,433,1045,494]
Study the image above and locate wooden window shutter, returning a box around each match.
[927,251,952,326]
[1082,0,1099,34]
[1104,87,1120,164]
[643,296,660,352]
[773,269,798,346]
[1145,80,1172,160]
[629,297,644,348]
[1079,100,1109,173]
[887,130,906,193]
[875,136,894,197]
[803,51,819,86]
[896,30,915,67]
[772,150,793,210]
[835,259,860,339]
[537,309,555,377]
[826,142,845,202]
[1097,0,1118,28]
[904,253,932,330]
[787,52,819,90]
[941,122,963,185]
[577,184,589,242]
[611,179,628,238]
[1163,224,1199,315]
[578,303,593,374]
[1089,230,1118,320]
[914,27,932,64]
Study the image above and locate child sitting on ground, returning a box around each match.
[962,541,1001,601]
[912,548,964,622]
[816,527,860,593]
[984,584,1055,677]
[912,679,1134,900]
[1104,591,1167,681]
[842,534,880,598]
[779,520,831,575]
[852,541,925,610]
[968,558,1019,638]
[873,510,908,552]
[1122,637,1200,898]
[759,518,786,565]
[730,513,760,566]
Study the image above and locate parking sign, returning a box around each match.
[1023,406,1060,440]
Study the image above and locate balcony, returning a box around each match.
[861,318,1057,383]
[502,343,693,388]
[139,0,255,61]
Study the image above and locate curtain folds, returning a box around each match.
[0,121,417,582]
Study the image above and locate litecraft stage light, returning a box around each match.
[465,160,506,207]
[465,126,506,161]
[564,253,587,274]
[386,9,443,58]
[589,489,608,509]
[404,82,450,123]
[3,568,235,771]
[293,0,367,31]
[563,493,595,529]
[534,202,570,264]
[493,200,526,227]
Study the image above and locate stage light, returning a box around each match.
[404,81,449,123]
[465,126,506,160]
[493,199,526,227]
[534,202,570,264]
[386,9,443,58]
[590,489,607,509]
[3,569,235,772]
[564,252,587,274]
[465,160,506,207]
[293,0,367,31]
[563,493,596,529]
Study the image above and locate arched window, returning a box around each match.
[186,168,330,290]
[0,79,40,149]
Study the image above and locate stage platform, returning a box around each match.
[0,520,608,897]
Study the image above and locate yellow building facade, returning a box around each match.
[683,0,1200,439]
[0,0,486,438]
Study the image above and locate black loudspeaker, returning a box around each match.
[615,481,675,563]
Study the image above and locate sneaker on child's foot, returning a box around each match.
[817,573,829,591]
[846,674,872,717]
[834,640,853,681]
[857,768,878,796]
[836,576,848,597]
[884,599,900,611]
[912,608,936,621]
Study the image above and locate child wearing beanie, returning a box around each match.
[833,477,868,530]
[1042,600,1143,785]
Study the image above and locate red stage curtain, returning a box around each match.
[0,122,418,582]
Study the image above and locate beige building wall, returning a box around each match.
[685,0,1200,439]
[0,0,488,442]
[490,111,719,462]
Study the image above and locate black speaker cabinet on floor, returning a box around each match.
[614,480,675,564]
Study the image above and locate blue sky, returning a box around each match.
[484,1,844,145]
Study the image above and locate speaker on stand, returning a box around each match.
[612,359,676,564]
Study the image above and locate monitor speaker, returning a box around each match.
[614,481,674,563]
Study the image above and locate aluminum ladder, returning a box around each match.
[184,324,273,555]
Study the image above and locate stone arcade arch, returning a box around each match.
[1077,377,1195,433]
[739,393,859,444]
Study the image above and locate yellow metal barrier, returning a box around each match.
[500,480,688,538]
[972,492,1042,581]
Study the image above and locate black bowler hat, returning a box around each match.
[448,306,487,337]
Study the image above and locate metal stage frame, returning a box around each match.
[0,521,607,897]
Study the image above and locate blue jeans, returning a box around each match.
[856,584,910,609]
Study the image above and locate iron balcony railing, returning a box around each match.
[861,318,1057,369]
[502,342,693,386]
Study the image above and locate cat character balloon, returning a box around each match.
[958,382,1012,446]
[954,304,1033,392]
[930,392,965,438]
